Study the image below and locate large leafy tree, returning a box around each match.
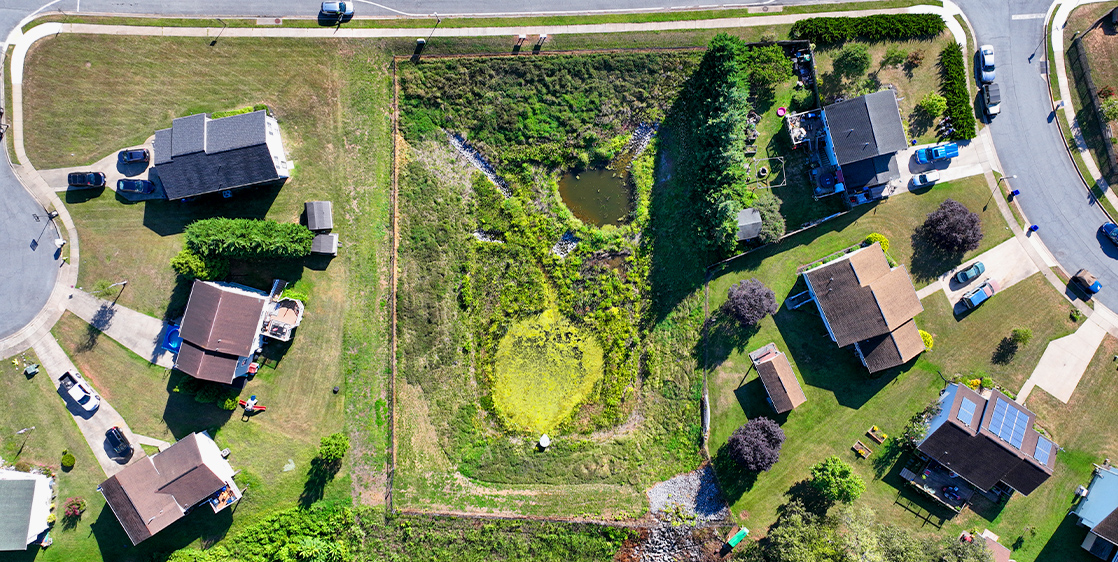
[742,44,795,91]
[723,278,778,327]
[810,456,866,504]
[727,417,786,471]
[920,198,983,253]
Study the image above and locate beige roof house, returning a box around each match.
[802,242,924,373]
[749,344,807,414]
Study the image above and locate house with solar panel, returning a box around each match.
[153,110,289,200]
[903,383,1056,510]
[1073,464,1118,560]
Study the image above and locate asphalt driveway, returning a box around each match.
[955,0,1118,311]
[0,151,60,339]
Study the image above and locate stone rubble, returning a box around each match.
[447,131,511,196]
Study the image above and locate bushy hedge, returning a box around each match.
[938,43,977,141]
[184,218,313,260]
[790,14,945,44]
[171,249,231,281]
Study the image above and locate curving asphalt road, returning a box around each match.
[0,151,58,339]
[953,0,1118,311]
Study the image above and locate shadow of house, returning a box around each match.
[161,371,236,440]
[142,181,283,238]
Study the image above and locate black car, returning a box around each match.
[67,172,106,187]
[117,179,155,194]
[118,148,150,164]
[105,426,132,456]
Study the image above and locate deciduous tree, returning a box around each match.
[920,198,983,253]
[723,278,778,327]
[728,417,786,471]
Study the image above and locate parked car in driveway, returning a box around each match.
[67,171,106,187]
[58,371,100,412]
[1073,268,1102,296]
[979,44,996,83]
[1101,222,1118,247]
[105,426,132,456]
[117,148,149,164]
[962,279,999,309]
[117,179,155,194]
[915,143,959,164]
[955,261,985,284]
[911,170,941,188]
[321,1,353,16]
[983,83,1001,117]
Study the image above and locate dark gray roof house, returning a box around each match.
[153,110,289,200]
[918,383,1056,497]
[98,432,241,545]
[176,280,268,384]
[823,90,908,191]
[802,242,924,373]
[0,471,51,551]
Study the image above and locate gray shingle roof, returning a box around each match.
[153,111,281,200]
[824,90,908,166]
[205,111,267,154]
[839,154,900,190]
[306,201,334,231]
[153,129,173,165]
[170,114,206,157]
[312,233,338,256]
[0,479,36,551]
[735,208,762,241]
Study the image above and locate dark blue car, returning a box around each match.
[117,179,155,194]
[117,148,149,164]
[1102,223,1118,247]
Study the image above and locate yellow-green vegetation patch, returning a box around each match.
[493,309,604,433]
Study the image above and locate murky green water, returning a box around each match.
[557,169,633,227]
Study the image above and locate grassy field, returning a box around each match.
[19,33,393,559]
[1064,2,1118,198]
[812,31,956,145]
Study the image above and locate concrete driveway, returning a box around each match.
[916,237,1041,309]
[31,335,146,477]
[67,289,175,368]
[898,141,988,187]
[38,137,160,197]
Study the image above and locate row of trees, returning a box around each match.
[790,14,946,45]
[172,218,314,280]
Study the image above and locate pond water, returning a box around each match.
[557,169,633,227]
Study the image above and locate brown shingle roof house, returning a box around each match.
[97,432,241,545]
[802,242,924,373]
[918,383,1056,497]
[176,280,268,384]
[749,344,807,414]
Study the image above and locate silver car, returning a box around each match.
[321,2,353,16]
[979,45,996,83]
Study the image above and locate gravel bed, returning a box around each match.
[646,465,730,524]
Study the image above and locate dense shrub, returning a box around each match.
[63,497,85,518]
[882,45,908,67]
[60,451,75,470]
[810,456,865,503]
[171,249,230,281]
[938,43,977,141]
[727,417,786,472]
[1103,98,1118,122]
[741,44,794,91]
[919,329,934,350]
[920,198,983,253]
[1012,327,1033,345]
[790,14,945,44]
[907,49,926,67]
[863,232,890,252]
[318,433,350,463]
[1099,85,1116,100]
[833,43,871,78]
[723,278,778,327]
[917,92,947,116]
[754,191,786,243]
[184,218,313,260]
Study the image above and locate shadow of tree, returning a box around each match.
[871,437,906,480]
[909,107,936,139]
[909,226,966,283]
[77,305,116,352]
[991,337,1019,365]
[781,478,833,517]
[299,456,342,508]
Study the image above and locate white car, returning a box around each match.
[59,371,100,413]
[979,45,996,83]
[911,170,941,188]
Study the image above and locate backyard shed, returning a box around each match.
[305,201,333,231]
[749,343,807,414]
[735,208,762,241]
[312,233,339,256]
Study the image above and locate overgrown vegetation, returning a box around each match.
[789,14,945,44]
[938,43,977,141]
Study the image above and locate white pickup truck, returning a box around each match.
[59,371,100,413]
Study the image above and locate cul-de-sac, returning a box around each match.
[7,1,1118,561]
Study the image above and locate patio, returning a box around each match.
[900,459,974,513]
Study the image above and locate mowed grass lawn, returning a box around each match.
[20,34,394,558]
[706,175,1084,556]
[0,353,106,562]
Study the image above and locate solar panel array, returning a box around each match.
[957,397,977,426]
[1034,436,1054,465]
[989,398,1027,449]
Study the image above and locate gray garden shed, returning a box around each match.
[736,208,762,241]
[306,201,333,231]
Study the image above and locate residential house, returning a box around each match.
[749,343,807,414]
[917,383,1056,497]
[0,470,52,551]
[1075,464,1118,560]
[98,432,241,546]
[802,242,924,373]
[821,90,908,205]
[154,110,289,200]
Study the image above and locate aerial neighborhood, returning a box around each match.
[5,1,1118,561]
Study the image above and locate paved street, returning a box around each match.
[0,155,59,339]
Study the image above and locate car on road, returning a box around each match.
[955,261,985,285]
[58,371,100,412]
[979,44,996,83]
[983,83,1001,117]
[911,170,941,188]
[105,426,132,456]
[962,279,999,309]
[67,171,106,187]
[1101,222,1118,247]
[117,148,149,164]
[116,179,155,194]
[915,143,960,164]
[321,1,353,16]
[1073,268,1102,296]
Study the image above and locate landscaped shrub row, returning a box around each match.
[185,218,313,260]
[790,14,946,44]
[938,43,977,141]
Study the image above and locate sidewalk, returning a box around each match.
[66,289,175,369]
[1018,316,1108,403]
[30,334,147,477]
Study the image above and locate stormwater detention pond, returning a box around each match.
[558,169,633,227]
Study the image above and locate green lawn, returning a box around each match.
[1064,2,1118,202]
[0,353,105,562]
[704,175,1079,547]
[20,34,393,559]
